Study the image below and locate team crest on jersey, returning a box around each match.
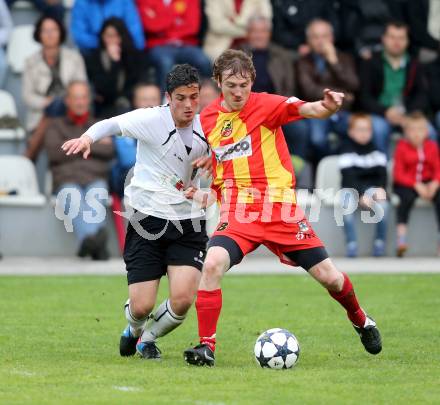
[220,120,233,137]
[175,180,184,190]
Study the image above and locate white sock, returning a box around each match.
[140,299,185,343]
[124,299,149,338]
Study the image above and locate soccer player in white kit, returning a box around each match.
[62,65,213,360]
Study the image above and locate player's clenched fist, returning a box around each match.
[322,88,344,113]
[61,134,93,159]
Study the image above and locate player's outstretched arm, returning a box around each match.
[299,88,344,119]
[61,117,121,159]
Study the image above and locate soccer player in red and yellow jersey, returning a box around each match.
[184,50,382,366]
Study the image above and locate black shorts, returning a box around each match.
[123,214,208,285]
[208,235,328,271]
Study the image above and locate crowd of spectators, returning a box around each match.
[1,0,440,259]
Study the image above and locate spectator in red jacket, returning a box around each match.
[393,112,440,257]
[136,0,211,91]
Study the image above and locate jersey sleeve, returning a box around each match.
[114,108,157,143]
[261,93,306,129]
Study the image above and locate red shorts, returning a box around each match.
[211,203,324,266]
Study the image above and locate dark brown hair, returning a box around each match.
[166,64,200,95]
[384,20,409,35]
[213,49,256,83]
[33,16,66,44]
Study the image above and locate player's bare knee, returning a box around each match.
[169,294,194,316]
[320,271,343,291]
[202,257,225,281]
[130,299,154,319]
[310,259,344,291]
[326,274,342,291]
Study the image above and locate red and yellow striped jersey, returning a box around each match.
[201,92,306,209]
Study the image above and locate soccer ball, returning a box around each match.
[254,328,300,369]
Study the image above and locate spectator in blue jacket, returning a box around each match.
[71,0,144,53]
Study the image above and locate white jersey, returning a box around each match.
[114,105,209,220]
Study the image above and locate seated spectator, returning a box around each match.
[339,113,388,258]
[393,112,440,257]
[0,0,12,88]
[136,0,211,91]
[132,82,162,110]
[241,15,294,95]
[271,0,338,56]
[45,81,114,260]
[6,0,64,21]
[297,18,359,158]
[86,18,145,118]
[405,0,440,62]
[336,0,391,59]
[241,14,309,159]
[23,16,87,160]
[199,78,220,112]
[203,0,272,62]
[359,21,434,157]
[71,0,144,54]
[425,52,440,131]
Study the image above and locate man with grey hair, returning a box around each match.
[297,18,359,158]
[45,81,114,260]
[243,15,293,96]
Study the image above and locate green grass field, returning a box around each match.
[1,274,439,405]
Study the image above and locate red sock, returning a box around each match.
[328,273,366,327]
[195,289,222,352]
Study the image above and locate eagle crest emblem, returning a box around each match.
[220,120,233,137]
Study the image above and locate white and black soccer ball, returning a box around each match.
[254,328,300,369]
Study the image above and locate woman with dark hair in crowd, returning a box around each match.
[85,17,146,118]
[23,15,87,160]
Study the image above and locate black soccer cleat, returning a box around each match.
[353,315,382,355]
[184,344,215,366]
[119,325,138,357]
[136,341,162,360]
